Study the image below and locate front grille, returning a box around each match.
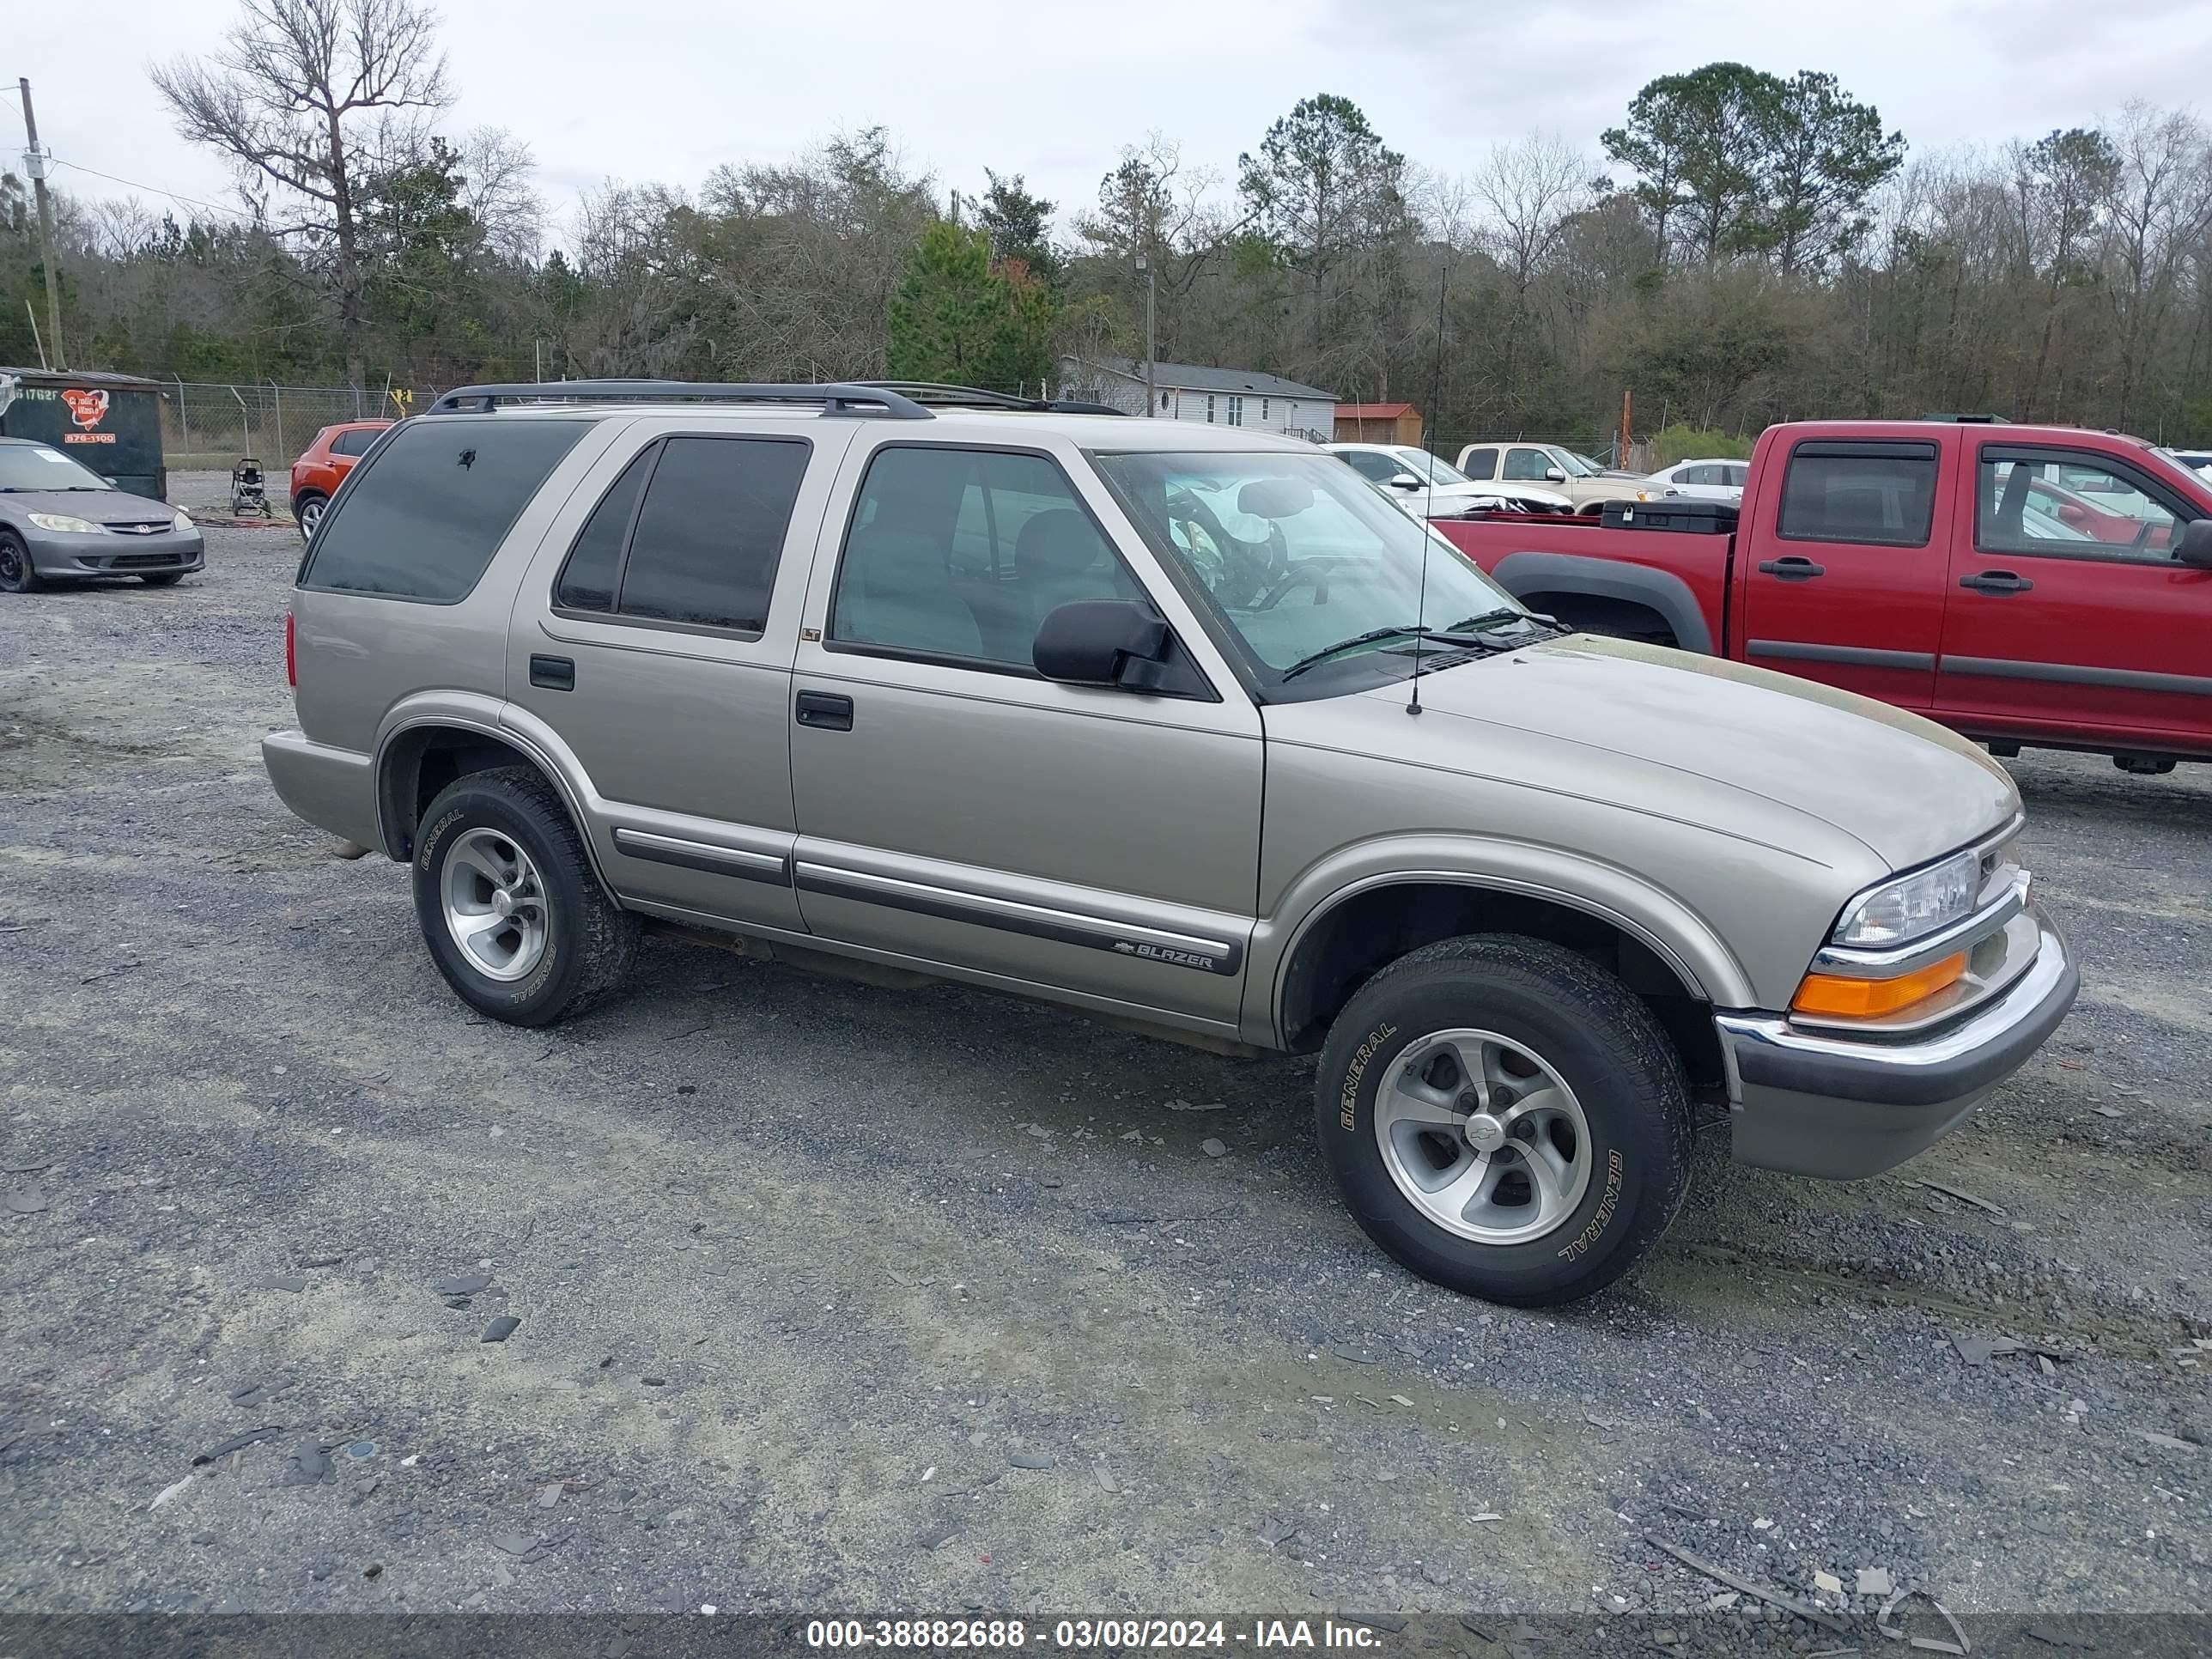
[111,553,179,569]
[107,522,173,536]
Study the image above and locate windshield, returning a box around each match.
[1092,449,1522,686]
[1547,447,1603,477]
[1395,449,1473,486]
[0,444,113,491]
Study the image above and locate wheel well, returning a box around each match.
[1277,882,1723,1091]
[380,726,552,861]
[1515,590,1677,645]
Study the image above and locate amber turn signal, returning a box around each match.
[1792,952,1967,1018]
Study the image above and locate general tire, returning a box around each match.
[140,572,185,586]
[412,765,638,1025]
[1315,934,1692,1306]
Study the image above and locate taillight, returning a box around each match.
[285,610,296,687]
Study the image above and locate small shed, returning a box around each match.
[0,368,171,501]
[1334,401,1423,446]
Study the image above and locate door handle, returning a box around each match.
[529,653,575,691]
[1756,556,1826,580]
[1960,570,2034,594]
[794,690,854,732]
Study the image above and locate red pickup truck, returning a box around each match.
[1434,418,2212,771]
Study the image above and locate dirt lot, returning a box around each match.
[2,477,2207,1636]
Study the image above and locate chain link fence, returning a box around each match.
[161,382,422,471]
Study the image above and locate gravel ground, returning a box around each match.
[2,476,2207,1638]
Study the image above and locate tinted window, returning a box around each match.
[833,447,1138,668]
[1461,448,1497,481]
[329,427,381,457]
[554,446,654,611]
[304,419,587,601]
[1502,447,1550,482]
[615,437,807,633]
[1777,446,1937,547]
[1977,451,2186,560]
[1340,451,1399,483]
[1725,465,1749,487]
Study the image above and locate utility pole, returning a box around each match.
[1136,256,1157,416]
[18,79,65,371]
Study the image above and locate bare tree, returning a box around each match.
[1473,132,1592,298]
[2100,102,2212,427]
[1471,132,1593,404]
[458,127,544,265]
[152,0,452,385]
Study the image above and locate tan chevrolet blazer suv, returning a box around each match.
[262,380,2078,1307]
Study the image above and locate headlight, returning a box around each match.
[27,513,104,534]
[172,509,195,532]
[1831,849,1981,947]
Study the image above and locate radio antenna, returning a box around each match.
[1407,248,1450,715]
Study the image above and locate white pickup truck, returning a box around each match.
[1453,441,1666,512]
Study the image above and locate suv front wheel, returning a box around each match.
[412,766,638,1025]
[1315,935,1692,1306]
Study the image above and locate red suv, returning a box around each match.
[290,421,392,538]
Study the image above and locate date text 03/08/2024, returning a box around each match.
[805,1619,1389,1650]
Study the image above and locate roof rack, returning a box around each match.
[857,380,1129,416]
[424,380,933,419]
[1918,412,2010,423]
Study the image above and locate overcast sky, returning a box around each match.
[9,0,2210,242]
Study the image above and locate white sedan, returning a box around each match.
[1646,458,1749,504]
[1328,443,1573,514]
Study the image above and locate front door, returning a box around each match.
[1938,441,2212,754]
[1736,437,1951,706]
[787,437,1264,1032]
[507,422,853,932]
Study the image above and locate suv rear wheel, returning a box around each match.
[1315,934,1691,1306]
[412,766,638,1025]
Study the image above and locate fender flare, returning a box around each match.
[1488,550,1715,654]
[1246,837,1759,1048]
[373,694,617,896]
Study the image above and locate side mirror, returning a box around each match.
[2176,518,2212,568]
[1034,599,1172,688]
[1385,471,1425,491]
[1543,466,1567,483]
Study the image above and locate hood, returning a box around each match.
[1341,634,2018,872]
[3,489,176,524]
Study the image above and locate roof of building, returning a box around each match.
[1336,402,1417,419]
[1074,356,1336,401]
[0,367,167,389]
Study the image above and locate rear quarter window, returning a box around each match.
[302,419,588,602]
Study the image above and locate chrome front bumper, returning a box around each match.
[1714,905,2077,1179]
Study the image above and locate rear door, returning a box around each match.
[1735,437,1950,706]
[1938,441,2212,752]
[506,419,856,932]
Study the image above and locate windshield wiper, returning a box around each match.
[1279,625,1484,682]
[1442,608,1534,633]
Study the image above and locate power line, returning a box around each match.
[50,157,254,223]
